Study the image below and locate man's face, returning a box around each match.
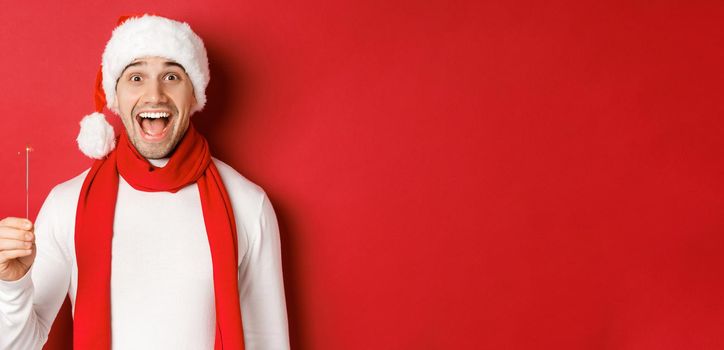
[112,56,197,159]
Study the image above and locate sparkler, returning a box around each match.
[17,146,33,219]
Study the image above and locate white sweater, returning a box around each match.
[0,158,290,350]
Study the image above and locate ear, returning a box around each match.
[190,92,198,117]
[110,94,120,115]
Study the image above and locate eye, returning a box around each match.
[129,75,142,82]
[165,73,179,81]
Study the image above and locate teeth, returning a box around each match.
[138,112,170,119]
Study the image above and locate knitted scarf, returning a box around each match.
[73,125,245,349]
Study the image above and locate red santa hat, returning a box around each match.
[76,14,210,159]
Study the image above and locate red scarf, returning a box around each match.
[74,125,245,349]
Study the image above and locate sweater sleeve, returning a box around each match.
[0,189,72,350]
[237,193,290,350]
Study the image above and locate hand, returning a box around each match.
[0,217,36,282]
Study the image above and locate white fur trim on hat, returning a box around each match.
[77,112,116,159]
[101,15,210,114]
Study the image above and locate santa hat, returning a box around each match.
[76,14,210,159]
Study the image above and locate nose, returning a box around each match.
[142,79,169,105]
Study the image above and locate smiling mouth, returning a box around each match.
[136,111,173,140]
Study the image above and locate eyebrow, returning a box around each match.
[118,60,187,79]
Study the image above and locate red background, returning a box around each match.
[1,1,723,349]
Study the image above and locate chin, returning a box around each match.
[132,139,173,159]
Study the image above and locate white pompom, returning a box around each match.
[76,112,116,159]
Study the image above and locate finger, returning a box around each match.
[0,217,33,230]
[0,249,34,262]
[0,239,33,251]
[0,227,33,241]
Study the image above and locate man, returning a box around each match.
[0,15,290,349]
